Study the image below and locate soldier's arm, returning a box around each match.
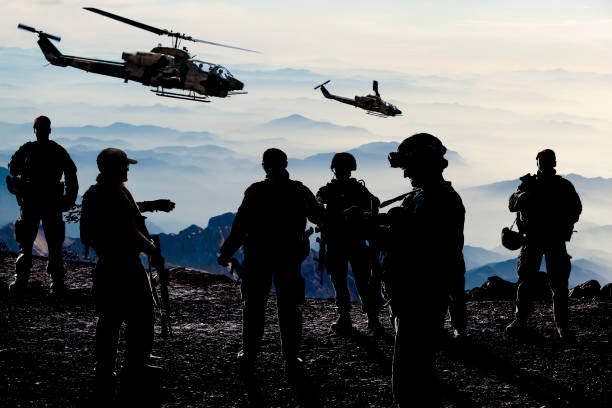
[218,188,251,264]
[315,185,328,206]
[565,180,582,223]
[137,199,176,213]
[62,151,79,210]
[8,145,29,176]
[305,185,324,225]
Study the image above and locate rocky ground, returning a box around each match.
[0,253,611,408]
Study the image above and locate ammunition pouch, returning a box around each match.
[6,175,23,196]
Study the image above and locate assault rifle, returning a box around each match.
[148,235,172,338]
[68,198,176,337]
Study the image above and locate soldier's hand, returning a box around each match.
[154,199,176,213]
[217,254,231,267]
[61,196,76,212]
[145,239,157,254]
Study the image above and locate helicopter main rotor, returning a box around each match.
[83,7,260,53]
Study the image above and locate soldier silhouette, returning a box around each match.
[81,148,163,406]
[316,152,383,334]
[505,149,582,339]
[380,133,466,407]
[218,148,321,405]
[6,115,78,295]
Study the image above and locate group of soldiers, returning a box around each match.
[6,115,582,407]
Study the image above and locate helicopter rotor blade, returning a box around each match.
[17,23,36,33]
[18,23,61,42]
[83,7,169,36]
[314,80,330,90]
[191,38,260,53]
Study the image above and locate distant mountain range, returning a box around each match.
[2,208,609,298]
[465,257,610,289]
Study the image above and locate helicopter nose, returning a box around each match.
[233,79,244,91]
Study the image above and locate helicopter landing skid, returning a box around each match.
[366,111,389,118]
[151,88,210,103]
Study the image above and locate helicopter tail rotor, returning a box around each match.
[314,80,330,90]
[18,23,61,42]
[373,80,380,97]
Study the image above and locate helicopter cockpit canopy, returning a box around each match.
[211,65,234,79]
[192,61,234,79]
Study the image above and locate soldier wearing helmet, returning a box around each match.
[316,152,383,334]
[505,149,581,339]
[7,115,78,295]
[381,133,466,406]
[80,147,160,405]
[218,148,322,404]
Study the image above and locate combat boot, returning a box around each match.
[48,264,67,297]
[93,370,117,407]
[49,277,67,297]
[237,350,265,406]
[555,326,574,341]
[367,312,385,336]
[331,312,352,334]
[505,317,527,337]
[452,328,467,339]
[8,274,29,295]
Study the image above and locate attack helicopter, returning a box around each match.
[18,7,260,102]
[314,80,402,117]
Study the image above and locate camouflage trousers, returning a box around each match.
[392,290,448,407]
[14,203,65,285]
[327,242,378,316]
[240,261,305,365]
[93,258,155,393]
[515,240,571,328]
[447,265,467,332]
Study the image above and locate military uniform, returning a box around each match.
[8,138,78,292]
[316,177,381,328]
[508,169,581,332]
[219,168,320,372]
[381,181,465,405]
[80,149,155,404]
[381,133,466,407]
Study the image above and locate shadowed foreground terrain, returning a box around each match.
[0,253,611,407]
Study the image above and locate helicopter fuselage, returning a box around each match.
[317,83,402,117]
[35,35,243,99]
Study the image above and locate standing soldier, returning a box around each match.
[505,149,581,339]
[316,152,383,334]
[6,115,78,295]
[380,133,466,406]
[80,148,160,406]
[217,148,321,404]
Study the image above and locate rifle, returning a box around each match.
[379,192,409,209]
[314,225,327,285]
[229,257,244,284]
[148,235,173,338]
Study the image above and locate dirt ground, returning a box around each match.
[0,253,611,407]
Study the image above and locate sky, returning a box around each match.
[1,0,612,240]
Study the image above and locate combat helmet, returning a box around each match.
[331,152,357,171]
[388,133,448,170]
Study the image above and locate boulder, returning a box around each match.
[467,275,517,301]
[568,280,601,299]
[599,283,612,300]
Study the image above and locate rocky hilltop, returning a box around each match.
[0,253,611,407]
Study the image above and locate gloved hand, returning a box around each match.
[218,253,231,267]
